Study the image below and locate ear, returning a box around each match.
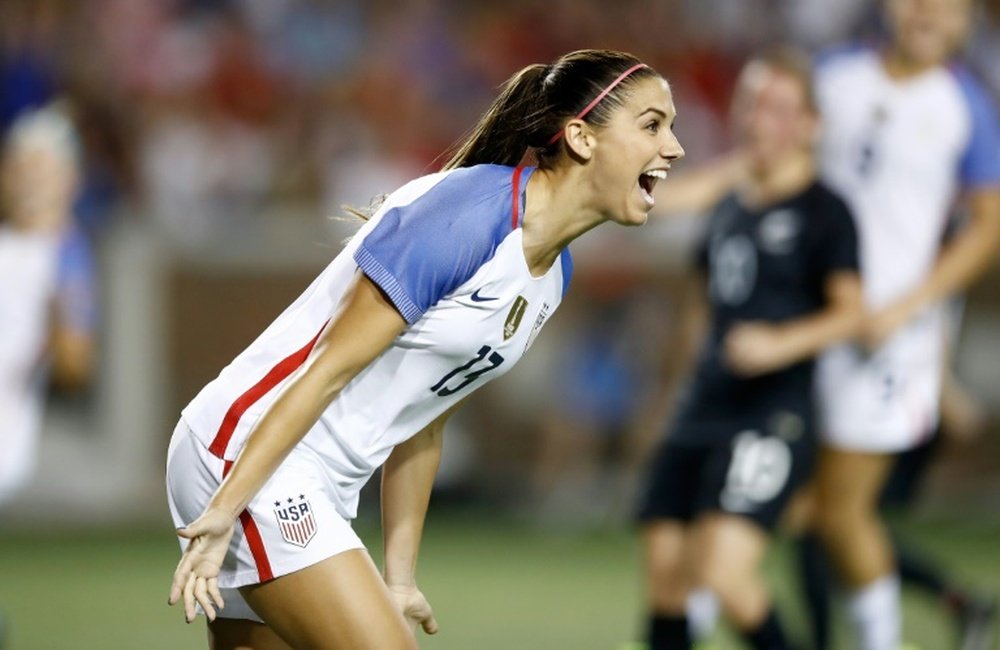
[563,119,596,161]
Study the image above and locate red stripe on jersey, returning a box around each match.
[208,321,329,458]
[220,460,274,582]
[511,166,524,229]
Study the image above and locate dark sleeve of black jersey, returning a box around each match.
[694,195,730,273]
[812,191,860,277]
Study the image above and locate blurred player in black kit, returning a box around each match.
[637,48,863,650]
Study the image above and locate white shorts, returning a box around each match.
[815,310,943,453]
[0,397,42,507]
[166,419,365,622]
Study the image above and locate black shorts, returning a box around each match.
[637,409,817,531]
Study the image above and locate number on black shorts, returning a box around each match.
[720,431,792,512]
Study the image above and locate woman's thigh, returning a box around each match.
[814,446,893,516]
[690,512,769,581]
[208,618,293,650]
[240,548,417,650]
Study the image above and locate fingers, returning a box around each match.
[168,554,192,606]
[208,578,226,611]
[171,563,225,623]
[195,575,218,621]
[184,572,198,623]
[170,516,234,623]
[168,573,184,606]
[408,596,437,635]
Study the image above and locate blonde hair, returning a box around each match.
[5,101,81,168]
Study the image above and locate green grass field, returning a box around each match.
[0,511,996,649]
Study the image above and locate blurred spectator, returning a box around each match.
[0,0,63,130]
[0,0,995,240]
[0,103,97,507]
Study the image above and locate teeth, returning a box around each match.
[643,169,668,179]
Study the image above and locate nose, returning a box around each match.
[661,131,685,161]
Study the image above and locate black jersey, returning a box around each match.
[671,181,859,444]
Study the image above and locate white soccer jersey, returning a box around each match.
[0,229,59,503]
[182,164,572,518]
[816,47,1000,308]
[814,47,1000,450]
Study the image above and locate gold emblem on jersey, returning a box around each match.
[504,296,528,340]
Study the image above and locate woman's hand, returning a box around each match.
[387,584,439,635]
[860,299,917,350]
[724,321,793,377]
[168,507,237,623]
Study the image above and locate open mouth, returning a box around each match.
[639,169,667,207]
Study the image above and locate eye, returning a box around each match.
[645,119,661,134]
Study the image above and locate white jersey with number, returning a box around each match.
[813,47,1000,450]
[181,164,572,517]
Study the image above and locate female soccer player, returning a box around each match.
[637,48,863,650]
[811,0,1000,647]
[166,49,684,650]
[0,103,97,650]
[0,104,96,506]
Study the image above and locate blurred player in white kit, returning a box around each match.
[810,1,1000,648]
[0,101,97,650]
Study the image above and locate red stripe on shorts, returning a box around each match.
[208,321,328,458]
[238,511,274,582]
[222,459,275,583]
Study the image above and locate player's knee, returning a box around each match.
[646,553,688,611]
[694,553,744,600]
[645,542,688,611]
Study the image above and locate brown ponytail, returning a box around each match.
[442,64,549,171]
[442,49,659,171]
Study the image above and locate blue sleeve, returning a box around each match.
[56,226,98,332]
[954,69,1000,188]
[559,249,573,299]
[353,170,510,324]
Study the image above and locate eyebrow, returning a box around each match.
[637,107,669,119]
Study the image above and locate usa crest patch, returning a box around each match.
[273,496,317,547]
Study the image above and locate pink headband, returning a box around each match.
[546,62,650,146]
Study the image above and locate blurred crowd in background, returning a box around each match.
[4,0,1000,527]
[12,0,1000,238]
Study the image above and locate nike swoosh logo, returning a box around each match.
[470,289,499,302]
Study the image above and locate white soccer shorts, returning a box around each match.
[166,419,365,621]
[815,311,944,453]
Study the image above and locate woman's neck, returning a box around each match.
[519,166,604,277]
[4,207,66,234]
[740,151,815,210]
